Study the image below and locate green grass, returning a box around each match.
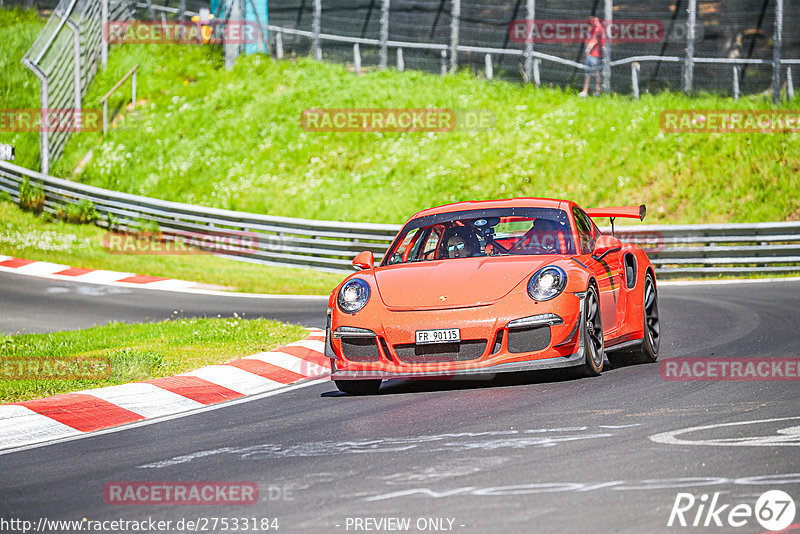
[0,199,343,294]
[0,317,306,402]
[0,8,46,171]
[42,45,799,225]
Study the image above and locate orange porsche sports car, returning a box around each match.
[325,198,660,395]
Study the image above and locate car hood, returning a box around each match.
[374,256,559,310]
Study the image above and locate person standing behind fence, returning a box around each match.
[579,16,605,97]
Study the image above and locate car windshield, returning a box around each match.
[383,207,576,265]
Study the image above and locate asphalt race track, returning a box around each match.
[0,271,328,334]
[1,271,800,533]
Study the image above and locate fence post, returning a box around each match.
[524,0,535,83]
[40,77,50,175]
[440,49,447,76]
[772,0,783,104]
[312,0,322,60]
[449,0,460,73]
[66,20,81,115]
[684,0,696,92]
[788,67,795,101]
[534,58,540,86]
[353,43,361,75]
[733,65,739,100]
[631,62,640,99]
[602,0,612,93]
[225,0,241,70]
[397,48,404,71]
[485,53,493,80]
[379,0,390,69]
[101,0,108,69]
[276,30,283,59]
[179,0,186,21]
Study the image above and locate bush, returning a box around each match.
[56,199,98,224]
[18,176,45,212]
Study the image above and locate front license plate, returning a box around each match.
[416,328,460,345]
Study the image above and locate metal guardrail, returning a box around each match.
[1,160,799,278]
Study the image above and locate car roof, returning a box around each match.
[408,197,575,220]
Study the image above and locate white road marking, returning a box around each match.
[649,416,800,447]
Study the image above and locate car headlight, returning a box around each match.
[527,266,567,301]
[337,278,371,313]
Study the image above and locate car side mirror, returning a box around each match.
[592,235,622,261]
[352,251,375,270]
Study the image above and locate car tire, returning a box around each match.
[625,272,660,364]
[334,379,382,395]
[580,284,604,377]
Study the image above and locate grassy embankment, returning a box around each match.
[0,317,306,403]
[47,44,800,225]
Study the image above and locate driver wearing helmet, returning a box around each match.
[527,218,561,253]
[440,225,481,259]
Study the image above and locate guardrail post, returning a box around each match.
[788,67,795,101]
[524,0,535,83]
[483,54,492,79]
[449,0,460,73]
[101,0,108,69]
[602,0,612,93]
[353,43,361,75]
[733,65,740,100]
[397,48,404,71]
[379,0,390,69]
[533,58,540,86]
[631,62,640,99]
[684,0,696,92]
[276,30,283,59]
[440,49,447,76]
[312,0,322,61]
[772,0,783,104]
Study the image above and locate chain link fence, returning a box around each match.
[267,0,798,98]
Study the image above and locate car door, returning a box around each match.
[573,207,623,334]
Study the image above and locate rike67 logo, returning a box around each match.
[668,490,796,531]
